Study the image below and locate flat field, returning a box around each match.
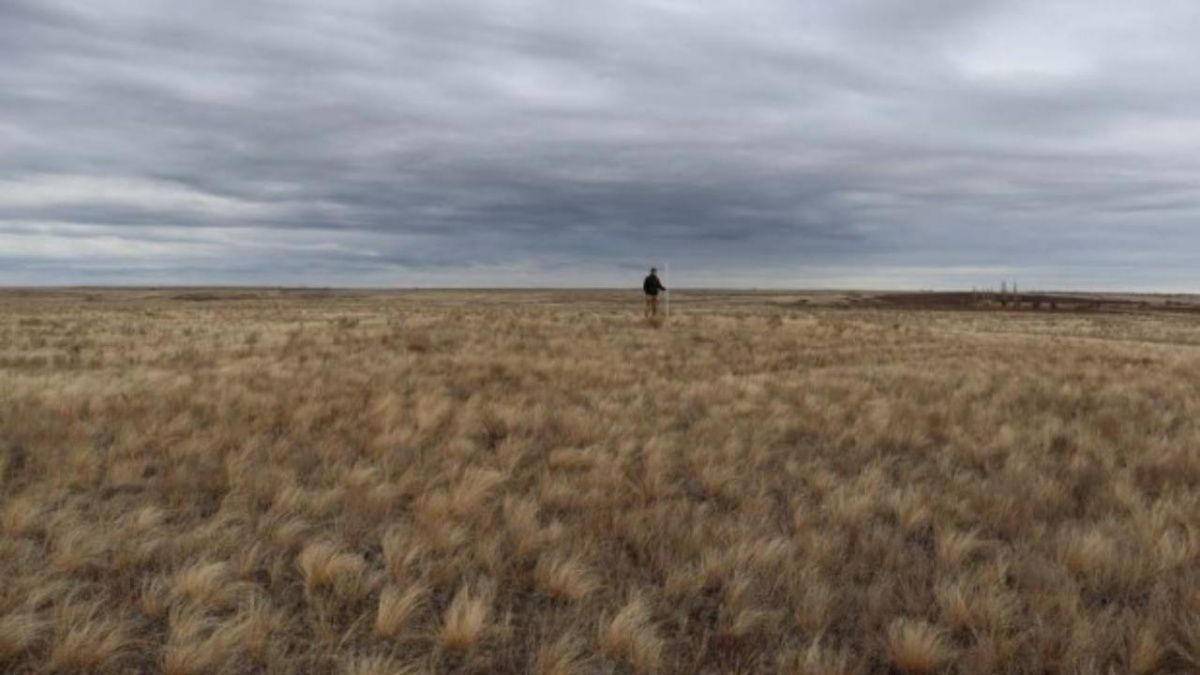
[3,289,1200,674]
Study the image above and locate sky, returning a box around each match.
[4,0,1200,290]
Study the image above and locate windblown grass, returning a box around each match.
[2,289,1200,673]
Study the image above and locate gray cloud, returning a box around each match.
[3,0,1200,289]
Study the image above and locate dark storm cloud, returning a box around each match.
[4,0,1200,288]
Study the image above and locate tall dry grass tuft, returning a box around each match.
[536,632,589,675]
[504,496,555,560]
[600,595,663,673]
[171,560,236,609]
[161,605,240,675]
[231,595,280,664]
[297,541,375,602]
[886,618,954,674]
[779,636,858,675]
[534,553,598,602]
[375,584,428,638]
[936,529,983,568]
[439,582,494,651]
[448,467,506,517]
[49,610,133,673]
[139,577,171,621]
[0,612,42,663]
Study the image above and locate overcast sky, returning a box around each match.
[4,0,1200,289]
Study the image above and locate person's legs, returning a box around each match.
[644,295,652,317]
[649,295,658,317]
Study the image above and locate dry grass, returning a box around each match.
[886,618,953,674]
[440,582,495,652]
[375,583,427,639]
[3,288,1200,673]
[600,595,664,673]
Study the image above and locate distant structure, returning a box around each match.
[980,279,1046,311]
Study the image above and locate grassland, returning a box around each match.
[2,289,1200,674]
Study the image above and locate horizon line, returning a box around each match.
[2,285,1199,297]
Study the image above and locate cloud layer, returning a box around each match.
[4,0,1200,289]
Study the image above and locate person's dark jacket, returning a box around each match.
[643,274,666,296]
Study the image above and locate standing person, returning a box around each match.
[643,267,666,319]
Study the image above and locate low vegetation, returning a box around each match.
[2,289,1200,673]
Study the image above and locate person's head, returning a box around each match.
[650,267,657,275]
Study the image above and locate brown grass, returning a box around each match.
[887,618,954,674]
[440,582,494,652]
[3,288,1200,672]
[600,595,663,673]
[374,583,427,639]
